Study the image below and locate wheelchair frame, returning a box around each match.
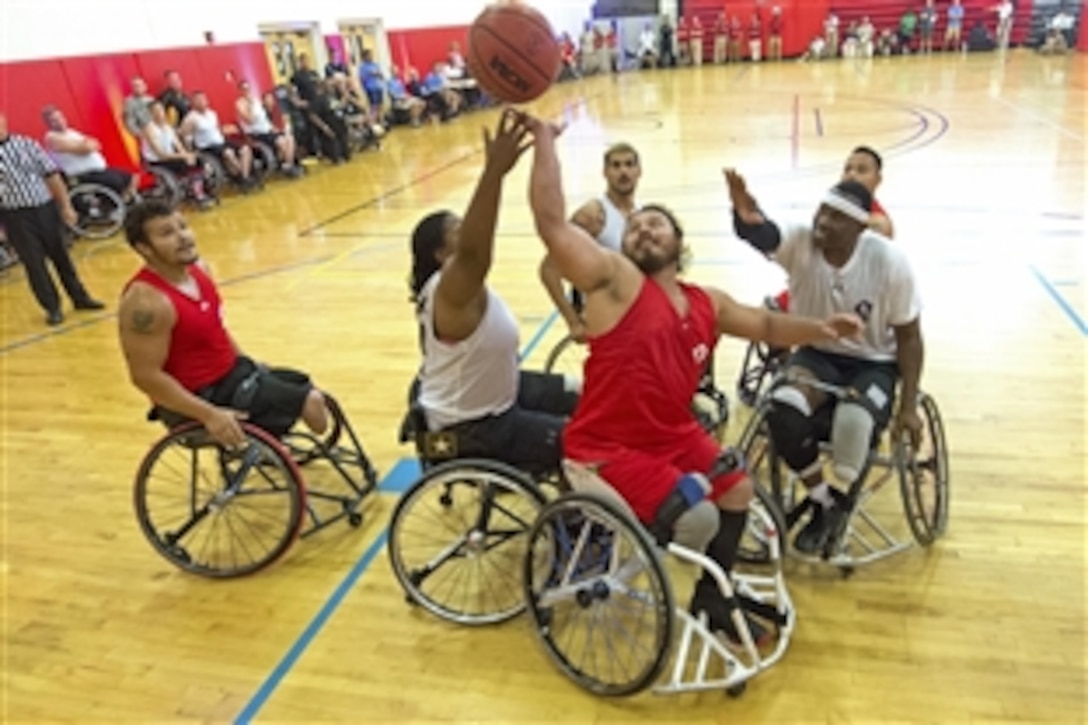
[132,393,379,578]
[737,372,950,574]
[523,465,794,698]
[67,179,126,240]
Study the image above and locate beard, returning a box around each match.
[629,245,679,274]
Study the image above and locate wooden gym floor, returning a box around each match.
[2,51,1085,723]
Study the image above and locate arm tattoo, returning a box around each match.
[131,308,155,334]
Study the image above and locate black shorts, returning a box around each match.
[155,357,312,438]
[198,142,244,162]
[250,132,281,148]
[76,168,133,196]
[430,371,578,474]
[786,347,898,429]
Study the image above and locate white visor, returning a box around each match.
[821,190,871,225]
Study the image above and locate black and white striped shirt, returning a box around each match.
[0,134,59,210]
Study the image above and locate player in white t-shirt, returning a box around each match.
[408,110,577,473]
[538,142,641,342]
[728,174,925,553]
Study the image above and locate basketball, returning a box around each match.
[467,2,561,104]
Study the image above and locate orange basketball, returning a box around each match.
[467,2,561,104]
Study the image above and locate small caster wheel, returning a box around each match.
[348,512,363,527]
[439,489,453,507]
[840,566,855,579]
[727,682,746,698]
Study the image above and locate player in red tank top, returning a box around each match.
[522,113,862,643]
[117,201,329,448]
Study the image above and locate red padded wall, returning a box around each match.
[59,53,143,171]
[387,25,469,77]
[0,59,83,141]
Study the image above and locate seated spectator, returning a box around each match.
[878,27,899,55]
[141,101,213,208]
[557,33,581,81]
[306,81,352,164]
[842,20,860,57]
[638,22,659,67]
[898,9,918,53]
[235,80,302,177]
[858,17,876,57]
[325,47,350,78]
[422,64,462,120]
[179,91,256,189]
[41,106,139,201]
[441,58,481,109]
[386,66,426,127]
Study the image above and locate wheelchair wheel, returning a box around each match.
[133,421,306,578]
[197,152,227,195]
[143,167,184,207]
[68,183,125,240]
[736,341,788,407]
[735,478,790,567]
[250,141,278,183]
[387,458,547,625]
[543,334,587,378]
[897,393,950,546]
[523,493,674,697]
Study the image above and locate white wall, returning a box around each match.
[0,0,595,62]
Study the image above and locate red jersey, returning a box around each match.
[564,279,717,458]
[770,13,782,34]
[677,22,690,42]
[691,20,705,40]
[871,198,888,218]
[127,264,237,393]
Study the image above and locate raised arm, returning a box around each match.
[538,200,605,339]
[527,119,617,294]
[708,287,863,348]
[434,110,532,323]
[724,168,782,257]
[119,283,246,448]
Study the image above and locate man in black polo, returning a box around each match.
[0,112,104,326]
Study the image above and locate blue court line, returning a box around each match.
[233,311,559,724]
[1030,265,1087,336]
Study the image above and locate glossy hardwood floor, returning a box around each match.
[2,50,1085,723]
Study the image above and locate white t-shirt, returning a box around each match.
[45,129,106,176]
[775,224,921,361]
[185,109,225,149]
[417,272,521,430]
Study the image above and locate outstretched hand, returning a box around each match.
[483,108,535,175]
[723,168,765,225]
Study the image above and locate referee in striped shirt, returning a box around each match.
[0,112,103,325]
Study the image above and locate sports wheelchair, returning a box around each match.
[132,376,379,579]
[544,333,731,439]
[388,400,568,624]
[737,371,949,576]
[66,176,127,240]
[141,162,219,210]
[521,458,794,697]
[735,295,791,407]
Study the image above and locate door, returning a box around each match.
[260,26,320,86]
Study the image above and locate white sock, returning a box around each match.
[563,374,582,395]
[808,482,835,508]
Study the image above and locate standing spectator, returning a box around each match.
[690,16,706,66]
[858,17,877,57]
[0,112,104,326]
[825,13,841,57]
[291,53,322,104]
[638,22,659,68]
[358,50,385,124]
[995,0,1014,51]
[325,47,349,78]
[677,16,691,65]
[729,15,744,62]
[606,22,621,72]
[659,15,677,67]
[159,71,192,127]
[899,8,919,52]
[122,77,154,141]
[919,0,938,54]
[748,11,764,62]
[945,0,966,51]
[713,12,729,63]
[768,7,784,61]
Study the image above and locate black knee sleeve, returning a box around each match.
[765,401,820,473]
[697,508,748,592]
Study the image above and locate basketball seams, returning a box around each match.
[473,23,553,85]
[488,5,558,41]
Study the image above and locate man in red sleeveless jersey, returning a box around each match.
[522,113,862,643]
[117,200,328,449]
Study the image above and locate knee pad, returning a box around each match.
[766,386,819,473]
[673,501,720,553]
[831,402,874,484]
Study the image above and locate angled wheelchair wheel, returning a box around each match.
[197,152,227,195]
[68,183,125,240]
[897,393,950,546]
[143,166,184,207]
[543,334,587,378]
[133,421,306,578]
[250,141,278,183]
[523,493,674,697]
[387,458,547,625]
